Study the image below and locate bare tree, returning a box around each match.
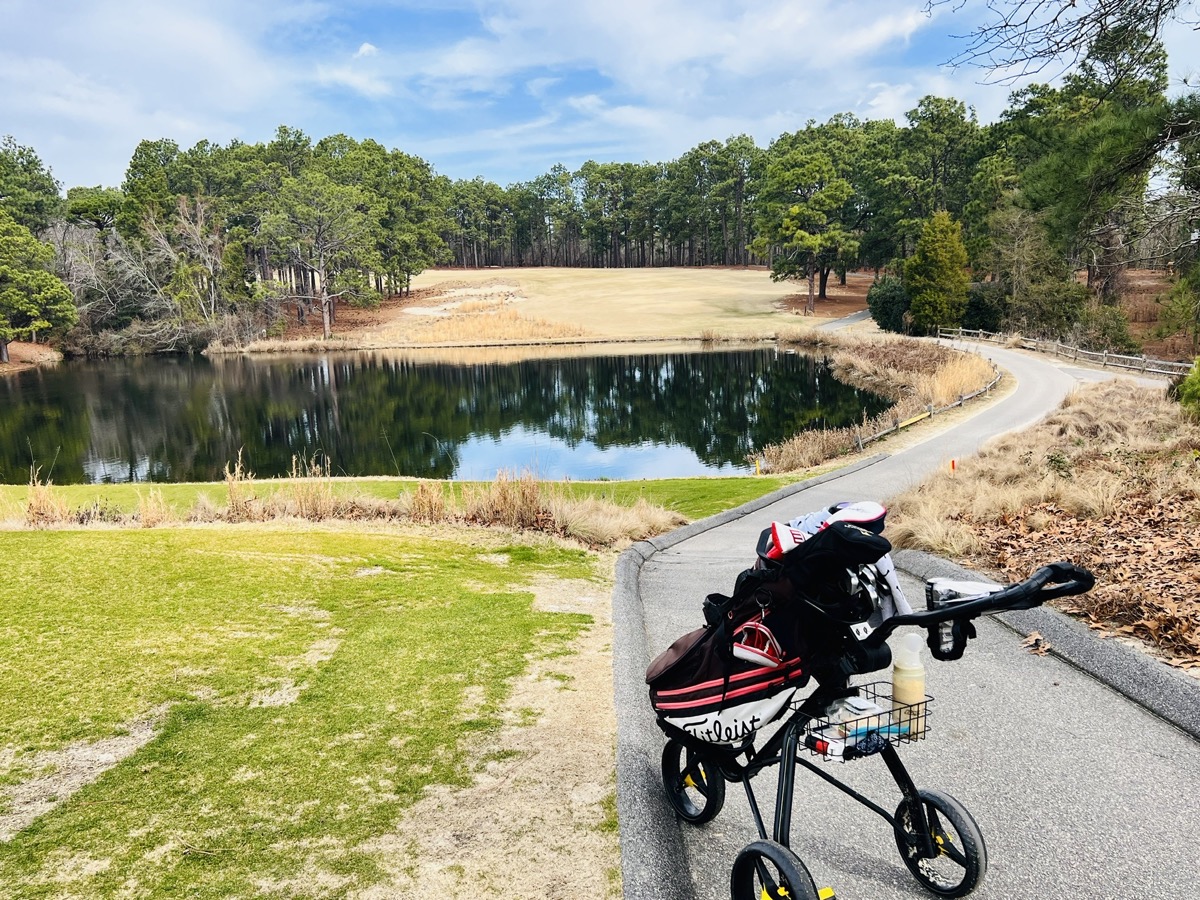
[929,0,1198,80]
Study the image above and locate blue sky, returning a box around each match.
[2,0,1196,193]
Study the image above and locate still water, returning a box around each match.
[0,348,889,484]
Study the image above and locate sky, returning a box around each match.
[2,0,1196,193]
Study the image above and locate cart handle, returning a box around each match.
[862,561,1094,650]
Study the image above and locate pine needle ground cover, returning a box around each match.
[0,526,598,897]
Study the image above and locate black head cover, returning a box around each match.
[781,519,891,587]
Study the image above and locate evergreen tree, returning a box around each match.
[905,212,970,332]
[0,136,61,236]
[0,209,76,363]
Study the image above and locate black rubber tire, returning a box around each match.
[730,840,821,900]
[893,788,987,898]
[660,740,725,825]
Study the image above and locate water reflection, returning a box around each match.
[0,348,889,484]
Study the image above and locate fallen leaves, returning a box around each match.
[891,380,1200,669]
[1022,632,1051,656]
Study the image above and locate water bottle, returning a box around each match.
[891,632,926,736]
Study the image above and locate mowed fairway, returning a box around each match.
[397,266,862,341]
[0,526,602,897]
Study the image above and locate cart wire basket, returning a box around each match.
[803,682,931,762]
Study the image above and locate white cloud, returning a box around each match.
[396,0,953,131]
[316,64,393,98]
[0,0,299,186]
[859,82,919,122]
[4,0,1195,192]
[525,76,560,98]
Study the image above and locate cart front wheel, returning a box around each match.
[893,789,987,898]
[730,840,820,900]
[660,740,725,824]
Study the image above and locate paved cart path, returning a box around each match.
[614,342,1200,900]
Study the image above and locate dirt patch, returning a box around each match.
[1119,267,1200,362]
[0,341,62,375]
[248,633,343,708]
[352,576,619,899]
[777,272,874,319]
[0,704,170,842]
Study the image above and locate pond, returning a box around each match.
[0,346,890,484]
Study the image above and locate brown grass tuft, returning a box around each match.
[24,467,71,528]
[188,494,220,523]
[278,455,339,521]
[223,450,264,523]
[548,496,686,546]
[136,488,174,528]
[775,327,808,344]
[405,482,448,524]
[462,470,550,530]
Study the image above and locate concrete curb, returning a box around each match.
[893,550,1200,742]
[613,454,888,900]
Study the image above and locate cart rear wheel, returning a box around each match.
[730,840,820,900]
[660,740,725,824]
[893,789,986,898]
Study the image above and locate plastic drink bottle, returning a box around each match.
[891,632,926,736]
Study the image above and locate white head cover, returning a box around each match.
[789,500,887,536]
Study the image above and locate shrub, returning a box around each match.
[1156,268,1200,352]
[1178,358,1200,415]
[1072,303,1139,353]
[1005,280,1088,338]
[866,276,909,333]
[963,282,1007,332]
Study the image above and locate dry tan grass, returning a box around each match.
[760,333,996,472]
[136,488,174,527]
[403,267,826,342]
[404,482,448,524]
[9,466,683,550]
[23,470,71,529]
[548,496,686,546]
[188,494,220,523]
[400,308,586,344]
[882,495,985,558]
[911,353,997,407]
[462,470,550,531]
[223,451,264,523]
[887,379,1200,664]
[233,338,352,354]
[281,456,340,521]
[456,298,507,314]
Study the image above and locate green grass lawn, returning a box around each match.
[0,526,598,898]
[0,472,813,896]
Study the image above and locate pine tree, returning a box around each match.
[0,209,77,363]
[905,211,970,332]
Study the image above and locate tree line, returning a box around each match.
[0,16,1197,360]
